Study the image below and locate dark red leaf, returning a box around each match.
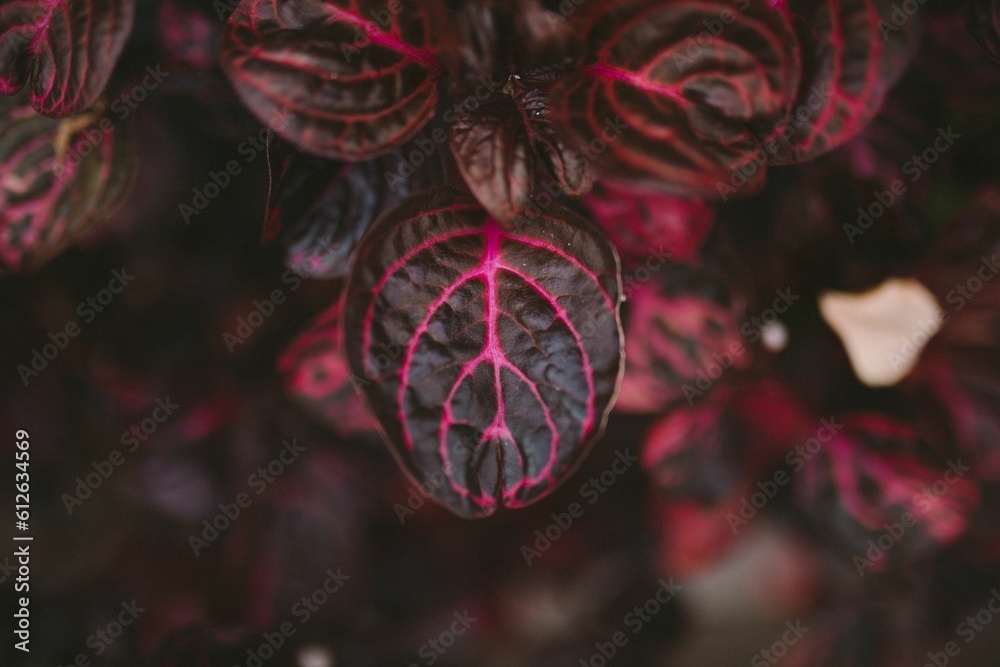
[550,0,800,198]
[0,92,133,271]
[443,0,579,81]
[767,0,920,164]
[966,0,1000,63]
[911,204,1000,479]
[450,86,592,222]
[642,392,743,503]
[616,259,750,413]
[264,151,412,278]
[584,180,714,267]
[795,414,979,572]
[343,187,623,518]
[278,300,380,438]
[781,598,915,667]
[221,0,442,159]
[0,0,134,118]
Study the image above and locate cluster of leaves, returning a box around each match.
[229,0,927,517]
[5,0,1000,661]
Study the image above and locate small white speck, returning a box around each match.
[298,645,334,667]
[761,320,788,352]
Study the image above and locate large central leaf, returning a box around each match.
[343,187,623,518]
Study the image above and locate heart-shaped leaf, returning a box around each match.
[343,187,623,518]
[278,300,380,438]
[550,0,799,198]
[0,92,133,271]
[966,0,1000,64]
[767,0,920,164]
[221,0,442,159]
[0,0,134,117]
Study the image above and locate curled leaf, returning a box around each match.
[450,86,592,223]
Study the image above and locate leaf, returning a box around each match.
[642,391,743,504]
[584,180,714,267]
[278,300,380,438]
[795,414,979,572]
[549,0,800,198]
[449,86,592,223]
[0,0,135,118]
[343,187,623,518]
[443,0,579,80]
[0,92,133,271]
[616,259,750,414]
[221,0,442,159]
[767,0,920,165]
[264,150,412,279]
[966,0,1000,64]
